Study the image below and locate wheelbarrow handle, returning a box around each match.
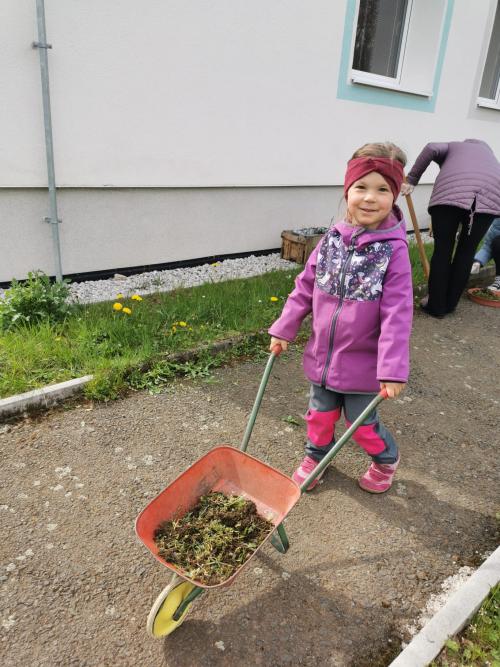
[240,345,282,452]
[299,389,388,493]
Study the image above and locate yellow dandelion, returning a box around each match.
[172,325,177,332]
[131,294,142,301]
[116,293,124,300]
[113,302,123,311]
[270,296,279,302]
[122,307,132,315]
[178,321,187,327]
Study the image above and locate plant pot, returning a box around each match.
[467,288,500,309]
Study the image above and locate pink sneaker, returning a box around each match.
[292,455,326,491]
[358,456,400,494]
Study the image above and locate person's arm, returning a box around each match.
[377,243,413,390]
[406,142,449,186]
[268,243,319,344]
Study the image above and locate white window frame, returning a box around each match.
[477,2,500,110]
[349,0,446,98]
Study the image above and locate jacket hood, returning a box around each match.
[333,205,408,250]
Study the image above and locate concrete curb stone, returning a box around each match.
[0,330,270,422]
[389,546,500,666]
[0,375,93,421]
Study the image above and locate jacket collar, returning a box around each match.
[332,206,407,248]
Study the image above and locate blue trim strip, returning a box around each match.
[337,0,455,113]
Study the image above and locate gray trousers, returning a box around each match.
[304,384,399,465]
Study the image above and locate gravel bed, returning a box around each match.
[0,254,297,305]
[0,233,433,305]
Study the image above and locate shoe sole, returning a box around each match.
[358,480,390,494]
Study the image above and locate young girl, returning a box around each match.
[269,142,413,494]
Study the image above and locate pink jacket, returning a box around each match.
[269,209,413,393]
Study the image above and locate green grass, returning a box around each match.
[0,270,300,400]
[408,238,434,286]
[430,584,500,666]
[0,244,433,401]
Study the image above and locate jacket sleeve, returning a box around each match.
[406,143,449,185]
[268,244,319,342]
[377,243,413,383]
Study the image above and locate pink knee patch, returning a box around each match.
[346,421,385,455]
[306,408,341,446]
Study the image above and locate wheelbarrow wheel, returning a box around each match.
[146,574,196,638]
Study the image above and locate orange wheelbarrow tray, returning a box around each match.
[135,444,301,589]
[135,346,388,637]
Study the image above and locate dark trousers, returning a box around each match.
[428,206,494,315]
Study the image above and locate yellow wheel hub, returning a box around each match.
[147,576,196,638]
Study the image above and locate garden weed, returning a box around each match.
[430,583,499,666]
[0,271,71,331]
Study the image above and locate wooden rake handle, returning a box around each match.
[403,176,430,280]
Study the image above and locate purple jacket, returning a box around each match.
[269,209,413,393]
[406,139,500,215]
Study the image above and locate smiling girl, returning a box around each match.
[269,142,413,494]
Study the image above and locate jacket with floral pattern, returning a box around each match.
[269,209,413,393]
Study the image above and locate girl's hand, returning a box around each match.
[400,183,414,196]
[270,336,288,353]
[380,382,405,399]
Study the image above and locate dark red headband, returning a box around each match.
[344,157,404,201]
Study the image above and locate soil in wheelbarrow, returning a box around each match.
[154,492,274,585]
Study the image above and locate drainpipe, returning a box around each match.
[33,0,63,281]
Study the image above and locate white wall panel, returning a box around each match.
[0,185,432,281]
[1,1,498,189]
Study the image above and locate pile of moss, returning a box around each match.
[154,492,273,585]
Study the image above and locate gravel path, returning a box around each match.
[1,293,498,666]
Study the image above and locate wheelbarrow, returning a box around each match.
[135,345,388,637]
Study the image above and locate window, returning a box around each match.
[350,0,447,97]
[478,2,500,109]
[353,0,410,79]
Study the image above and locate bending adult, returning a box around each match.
[402,139,500,317]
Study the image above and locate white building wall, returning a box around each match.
[0,0,499,280]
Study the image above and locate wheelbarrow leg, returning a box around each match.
[270,522,290,554]
[172,585,205,620]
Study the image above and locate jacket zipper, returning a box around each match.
[320,234,359,387]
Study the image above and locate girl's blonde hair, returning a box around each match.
[351,142,407,167]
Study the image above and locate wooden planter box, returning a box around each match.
[281,229,326,264]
